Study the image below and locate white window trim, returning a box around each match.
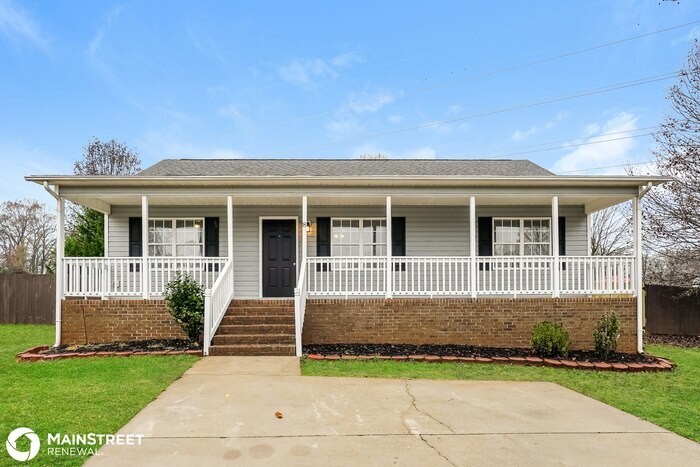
[493,217,551,256]
[330,217,387,257]
[148,217,206,257]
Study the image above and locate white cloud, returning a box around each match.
[330,52,364,68]
[448,104,463,115]
[403,146,436,159]
[388,114,403,124]
[511,112,568,141]
[345,90,395,113]
[0,0,49,50]
[326,115,364,136]
[672,26,700,46]
[277,52,364,88]
[217,102,243,120]
[552,112,641,175]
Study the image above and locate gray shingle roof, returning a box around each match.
[137,159,553,177]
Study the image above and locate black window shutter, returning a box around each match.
[558,216,566,271]
[391,217,406,256]
[478,217,493,256]
[128,217,142,257]
[205,217,219,257]
[392,217,406,271]
[316,217,331,256]
[558,216,566,255]
[316,217,331,271]
[478,217,492,271]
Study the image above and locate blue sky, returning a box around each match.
[1,0,698,203]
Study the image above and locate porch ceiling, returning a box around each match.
[61,192,636,214]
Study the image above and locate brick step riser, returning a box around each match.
[229,301,294,307]
[226,308,294,316]
[212,335,296,345]
[217,324,295,334]
[219,317,295,325]
[209,345,296,356]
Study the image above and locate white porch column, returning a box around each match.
[633,196,643,353]
[227,195,233,261]
[469,196,477,299]
[386,196,392,299]
[551,195,560,298]
[586,212,592,256]
[54,193,65,347]
[141,196,149,299]
[301,196,308,274]
[103,213,109,257]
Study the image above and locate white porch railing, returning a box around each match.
[559,256,635,294]
[62,257,228,298]
[476,256,555,295]
[294,257,309,356]
[306,257,388,296]
[302,255,635,297]
[392,256,472,296]
[203,259,234,356]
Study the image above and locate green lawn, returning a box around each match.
[302,344,700,443]
[0,325,198,466]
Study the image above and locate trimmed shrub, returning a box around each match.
[164,272,205,343]
[593,312,620,358]
[531,321,571,358]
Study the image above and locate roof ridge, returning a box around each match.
[162,158,521,162]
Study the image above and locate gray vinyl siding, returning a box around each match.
[107,203,588,298]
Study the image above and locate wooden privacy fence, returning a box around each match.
[646,284,700,336]
[0,274,55,324]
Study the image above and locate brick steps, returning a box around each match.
[209,299,296,356]
[209,344,295,356]
[213,333,295,345]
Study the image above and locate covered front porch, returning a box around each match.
[47,182,650,355]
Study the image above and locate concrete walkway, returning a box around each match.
[87,357,700,466]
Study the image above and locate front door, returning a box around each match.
[262,219,297,297]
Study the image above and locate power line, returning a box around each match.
[197,19,699,142]
[557,160,657,174]
[254,72,678,156]
[465,125,661,160]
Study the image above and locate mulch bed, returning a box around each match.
[303,344,675,372]
[646,334,700,348]
[17,339,202,362]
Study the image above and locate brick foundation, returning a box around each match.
[302,297,638,353]
[61,299,186,345]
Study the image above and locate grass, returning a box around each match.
[302,344,700,443]
[0,325,198,466]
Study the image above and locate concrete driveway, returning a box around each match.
[87,357,700,466]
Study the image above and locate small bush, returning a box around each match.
[531,321,571,358]
[593,312,620,359]
[164,272,205,343]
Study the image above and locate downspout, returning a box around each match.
[635,181,653,354]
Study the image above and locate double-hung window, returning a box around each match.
[148,218,204,256]
[331,218,387,257]
[493,218,550,256]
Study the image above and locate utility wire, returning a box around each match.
[254,72,678,157]
[200,19,698,141]
[557,160,657,174]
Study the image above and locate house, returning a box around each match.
[27,159,667,356]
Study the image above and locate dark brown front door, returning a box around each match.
[262,219,297,297]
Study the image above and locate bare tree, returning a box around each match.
[590,204,632,256]
[640,40,700,288]
[0,199,55,273]
[74,137,141,176]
